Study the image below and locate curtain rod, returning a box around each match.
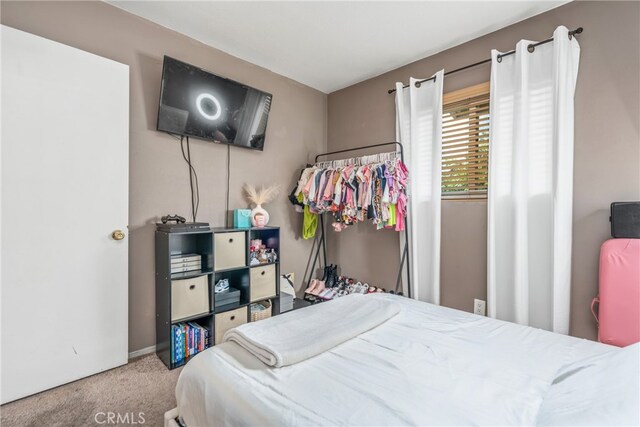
[314,141,405,163]
[387,27,583,94]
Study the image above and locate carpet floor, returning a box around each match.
[0,354,181,427]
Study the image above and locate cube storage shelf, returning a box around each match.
[155,226,280,369]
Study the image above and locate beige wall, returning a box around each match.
[1,1,328,352]
[327,1,640,340]
[2,1,638,350]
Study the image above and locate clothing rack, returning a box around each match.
[306,142,412,298]
[387,26,583,94]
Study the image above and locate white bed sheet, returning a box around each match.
[176,294,613,426]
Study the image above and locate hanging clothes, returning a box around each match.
[292,156,409,233]
[299,193,318,239]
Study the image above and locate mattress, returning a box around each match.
[175,294,614,426]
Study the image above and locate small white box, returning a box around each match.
[171,253,201,264]
[280,276,295,297]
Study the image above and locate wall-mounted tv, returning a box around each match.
[157,56,273,150]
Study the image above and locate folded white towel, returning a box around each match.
[223,294,400,367]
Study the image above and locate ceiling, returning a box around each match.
[108,1,569,93]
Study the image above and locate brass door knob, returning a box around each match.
[112,230,125,240]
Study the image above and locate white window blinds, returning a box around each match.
[442,82,490,198]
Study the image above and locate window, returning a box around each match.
[442,82,490,199]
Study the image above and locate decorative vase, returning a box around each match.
[251,204,269,228]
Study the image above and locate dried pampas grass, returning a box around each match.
[243,183,280,207]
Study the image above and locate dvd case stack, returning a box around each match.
[171,322,210,365]
[171,253,202,274]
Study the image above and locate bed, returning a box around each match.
[169,294,639,426]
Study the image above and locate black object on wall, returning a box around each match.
[610,202,640,238]
[157,56,273,150]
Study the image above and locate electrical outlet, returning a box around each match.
[474,299,486,316]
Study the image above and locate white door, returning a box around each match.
[0,26,129,404]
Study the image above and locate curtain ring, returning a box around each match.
[496,55,503,63]
[527,44,535,53]
[415,81,421,88]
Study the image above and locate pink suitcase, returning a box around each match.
[591,239,640,347]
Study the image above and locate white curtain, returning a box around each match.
[395,71,444,304]
[487,26,580,333]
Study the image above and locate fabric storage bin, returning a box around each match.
[171,275,209,321]
[233,209,252,229]
[214,231,246,270]
[214,306,247,345]
[250,300,272,322]
[250,264,276,302]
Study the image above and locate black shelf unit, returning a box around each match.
[156,226,281,369]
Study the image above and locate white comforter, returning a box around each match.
[175,295,618,426]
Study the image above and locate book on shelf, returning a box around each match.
[173,326,184,363]
[171,322,210,365]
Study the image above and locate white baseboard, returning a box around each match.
[128,345,156,360]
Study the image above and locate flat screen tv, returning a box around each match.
[157,56,273,150]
